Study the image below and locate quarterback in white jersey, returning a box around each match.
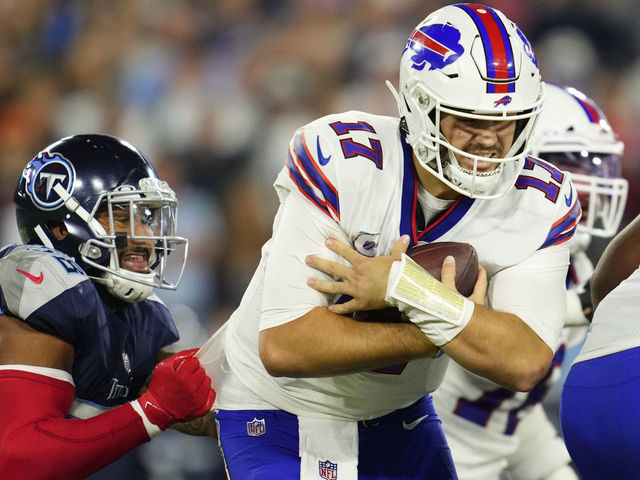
[198,4,578,479]
[431,83,628,480]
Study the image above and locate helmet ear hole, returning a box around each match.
[48,221,69,241]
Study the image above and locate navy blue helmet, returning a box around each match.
[14,134,188,302]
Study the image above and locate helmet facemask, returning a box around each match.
[66,177,188,302]
[394,78,541,198]
[536,151,628,238]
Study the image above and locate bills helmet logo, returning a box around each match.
[23,152,76,211]
[319,460,338,479]
[405,24,464,71]
[494,95,512,107]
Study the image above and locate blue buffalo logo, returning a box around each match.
[494,95,512,107]
[405,24,464,71]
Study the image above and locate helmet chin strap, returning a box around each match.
[94,259,155,303]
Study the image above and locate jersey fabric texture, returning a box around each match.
[209,110,578,477]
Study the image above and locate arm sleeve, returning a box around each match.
[487,243,570,349]
[260,193,349,331]
[0,368,150,480]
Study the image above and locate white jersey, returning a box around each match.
[575,264,640,363]
[208,110,577,422]
[432,247,591,479]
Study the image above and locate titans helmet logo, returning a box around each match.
[24,152,76,210]
[405,24,464,71]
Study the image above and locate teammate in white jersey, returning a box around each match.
[429,83,628,480]
[198,4,579,479]
[560,212,640,479]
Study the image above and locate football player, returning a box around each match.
[430,83,628,479]
[198,4,578,479]
[561,212,640,479]
[0,134,216,479]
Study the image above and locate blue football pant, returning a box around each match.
[560,346,640,480]
[215,395,457,479]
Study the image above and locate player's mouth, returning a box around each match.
[458,152,500,173]
[120,247,151,272]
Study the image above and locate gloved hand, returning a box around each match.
[136,349,216,431]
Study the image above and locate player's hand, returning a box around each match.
[306,235,410,315]
[440,255,488,304]
[137,349,216,430]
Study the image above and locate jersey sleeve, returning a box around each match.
[488,244,570,350]
[538,160,582,249]
[0,246,99,346]
[0,367,150,479]
[276,119,343,224]
[260,191,349,331]
[274,111,396,228]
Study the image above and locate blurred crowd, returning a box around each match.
[1,1,639,478]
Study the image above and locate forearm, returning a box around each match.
[441,304,553,391]
[259,306,437,377]
[171,411,217,437]
[591,215,640,308]
[0,370,150,480]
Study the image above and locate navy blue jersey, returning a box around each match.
[0,244,179,413]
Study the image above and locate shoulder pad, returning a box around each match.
[515,157,581,248]
[0,245,89,319]
[277,111,402,224]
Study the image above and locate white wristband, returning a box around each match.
[385,254,475,346]
[130,399,162,438]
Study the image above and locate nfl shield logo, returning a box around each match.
[246,417,266,437]
[318,460,338,479]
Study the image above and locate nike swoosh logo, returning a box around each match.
[316,136,331,166]
[402,414,429,430]
[16,269,44,284]
[564,183,574,207]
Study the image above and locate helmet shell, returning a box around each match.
[14,134,158,270]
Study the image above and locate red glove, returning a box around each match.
[134,349,216,432]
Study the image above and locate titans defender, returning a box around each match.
[0,134,215,479]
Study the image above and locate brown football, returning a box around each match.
[353,241,478,323]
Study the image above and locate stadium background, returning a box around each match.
[1,1,638,478]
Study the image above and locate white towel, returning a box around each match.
[298,416,358,480]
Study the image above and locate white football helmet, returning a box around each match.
[530,83,628,238]
[389,3,543,199]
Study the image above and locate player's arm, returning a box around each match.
[0,314,215,479]
[258,195,438,379]
[307,240,568,392]
[591,214,640,310]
